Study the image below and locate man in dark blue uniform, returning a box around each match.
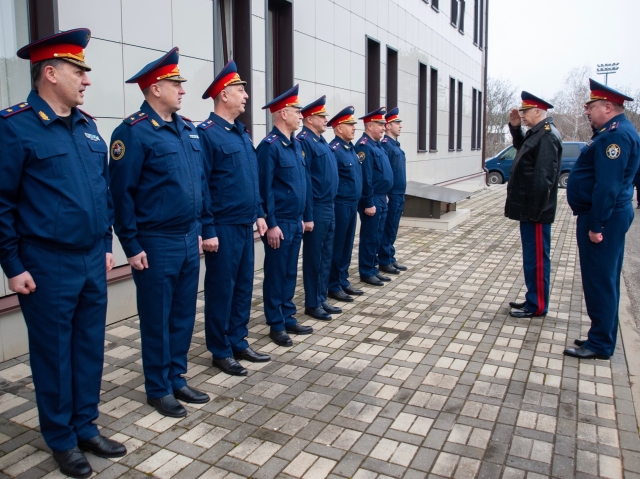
[564,79,640,360]
[298,96,340,320]
[257,85,311,346]
[505,92,562,319]
[327,107,364,302]
[0,29,126,478]
[110,48,212,417]
[355,108,394,286]
[378,107,408,275]
[199,60,270,376]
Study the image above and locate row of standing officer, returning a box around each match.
[0,28,409,479]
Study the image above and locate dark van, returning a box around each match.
[485,141,585,188]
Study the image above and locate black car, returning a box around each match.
[486,141,586,188]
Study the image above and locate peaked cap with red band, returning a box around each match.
[359,107,387,124]
[519,91,553,111]
[17,28,92,71]
[328,106,357,128]
[202,59,246,100]
[586,78,633,105]
[126,47,186,91]
[301,95,329,118]
[385,107,401,123]
[262,84,301,113]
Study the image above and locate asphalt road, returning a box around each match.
[623,195,640,330]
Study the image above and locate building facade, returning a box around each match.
[0,0,488,361]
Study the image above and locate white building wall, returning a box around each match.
[0,0,487,355]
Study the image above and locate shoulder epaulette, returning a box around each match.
[381,137,388,143]
[330,140,340,151]
[543,122,551,132]
[197,119,215,130]
[297,130,308,140]
[609,121,620,131]
[294,136,301,142]
[0,102,31,118]
[263,134,278,144]
[77,108,96,120]
[359,137,369,145]
[124,111,148,125]
[180,115,192,122]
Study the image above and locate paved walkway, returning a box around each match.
[1,185,640,479]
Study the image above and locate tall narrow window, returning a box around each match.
[266,0,293,127]
[448,77,455,151]
[28,0,57,41]
[232,0,252,129]
[473,0,478,45]
[479,0,484,48]
[213,0,233,66]
[471,88,477,150]
[429,67,438,152]
[2,0,31,107]
[432,0,439,11]
[366,37,381,112]
[459,1,466,33]
[450,0,458,27]
[456,81,463,150]
[476,90,483,149]
[418,62,427,151]
[386,46,398,110]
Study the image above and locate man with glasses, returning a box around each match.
[257,85,311,347]
[564,79,640,360]
[505,92,562,320]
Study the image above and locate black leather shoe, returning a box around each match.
[78,434,127,458]
[322,302,342,314]
[270,330,293,346]
[509,301,526,309]
[361,275,384,286]
[344,286,364,295]
[234,347,271,362]
[574,339,586,347]
[212,357,247,376]
[53,447,92,479]
[509,308,535,318]
[376,273,391,282]
[392,262,407,271]
[174,385,210,404]
[286,323,314,335]
[328,290,354,302]
[305,307,331,320]
[379,264,400,274]
[563,346,610,360]
[147,394,187,417]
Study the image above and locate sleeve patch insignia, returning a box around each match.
[111,140,125,160]
[357,152,366,163]
[606,144,621,160]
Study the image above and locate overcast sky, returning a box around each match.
[488,0,640,100]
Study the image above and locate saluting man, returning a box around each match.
[257,85,312,347]
[505,92,562,320]
[199,60,270,377]
[355,108,394,286]
[0,29,126,478]
[327,106,364,303]
[564,79,640,360]
[109,48,212,418]
[297,96,340,321]
[378,107,408,275]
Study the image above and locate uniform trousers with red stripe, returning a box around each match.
[520,222,551,315]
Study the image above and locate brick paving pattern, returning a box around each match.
[1,185,640,479]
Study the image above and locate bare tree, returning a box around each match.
[551,66,593,142]
[618,86,640,132]
[486,77,518,157]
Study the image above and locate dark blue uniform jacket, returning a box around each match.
[198,112,264,231]
[330,136,362,204]
[381,135,407,194]
[567,113,640,233]
[297,126,338,221]
[355,133,393,208]
[257,127,307,228]
[0,90,113,278]
[109,101,213,257]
